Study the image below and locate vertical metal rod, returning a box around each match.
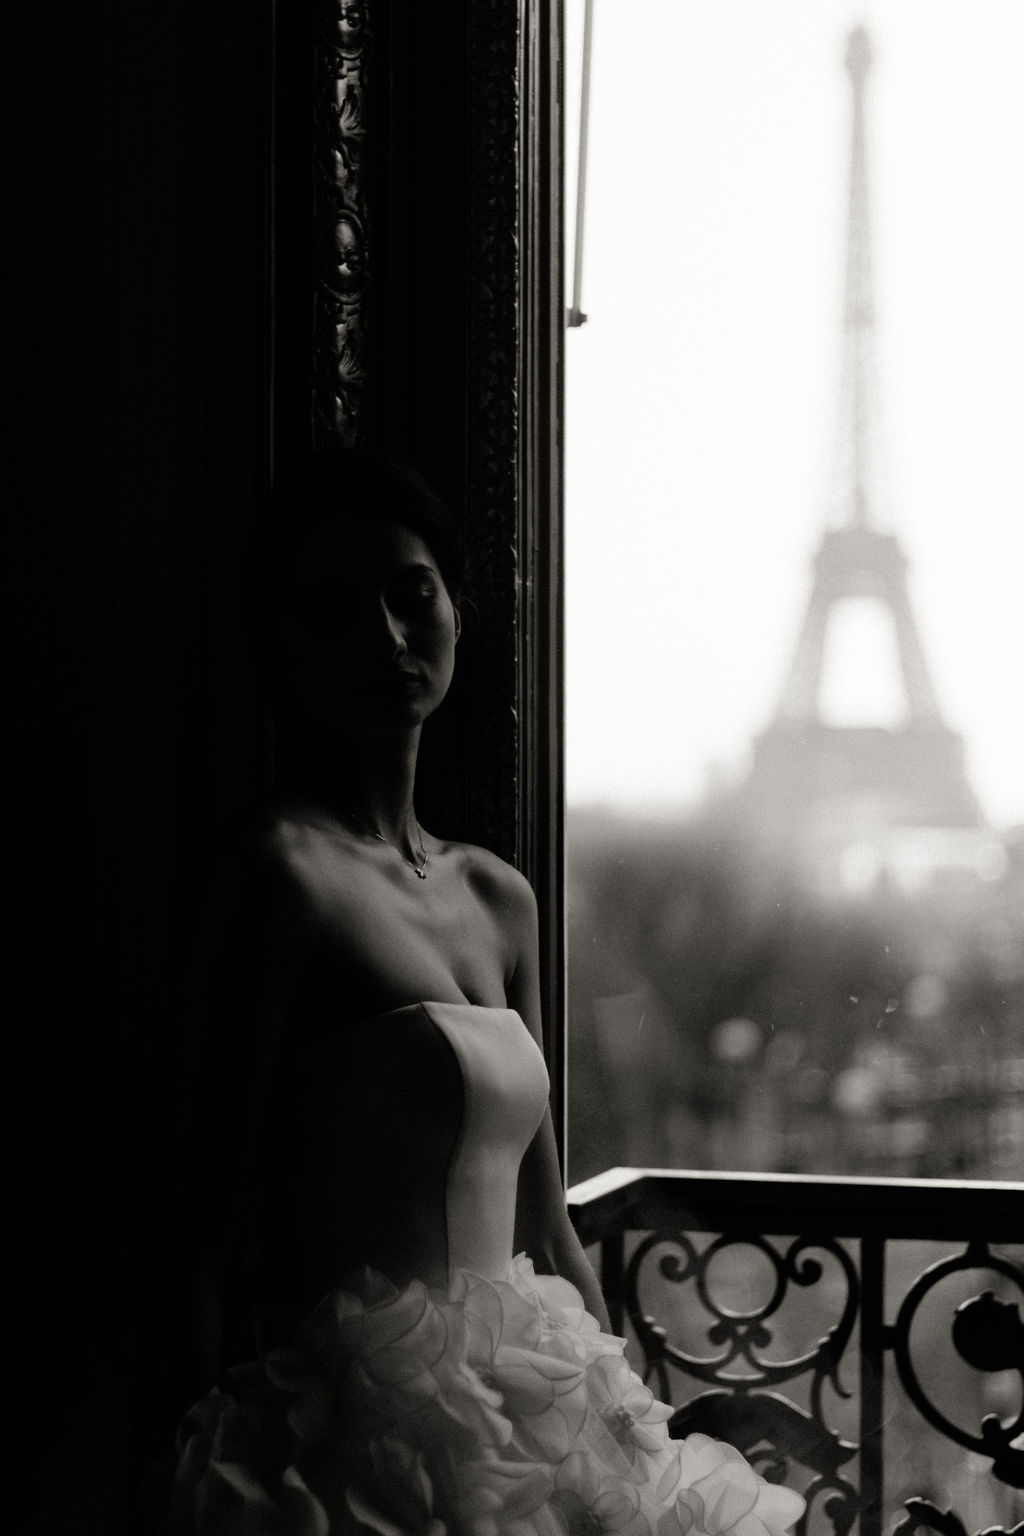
[568,0,593,327]
[601,1230,626,1337]
[860,1234,886,1536]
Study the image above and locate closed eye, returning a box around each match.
[391,566,442,610]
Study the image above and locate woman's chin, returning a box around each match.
[315,701,436,740]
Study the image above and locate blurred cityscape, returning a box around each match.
[567,25,1023,1191]
[567,803,1024,1186]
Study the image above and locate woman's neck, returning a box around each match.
[274,716,424,845]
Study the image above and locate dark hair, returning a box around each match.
[273,447,462,591]
[244,446,465,688]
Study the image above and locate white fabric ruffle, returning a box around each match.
[169,1256,805,1536]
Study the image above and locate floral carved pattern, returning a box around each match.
[313,0,372,447]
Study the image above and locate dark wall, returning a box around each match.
[27,5,270,1530]
[21,3,505,1530]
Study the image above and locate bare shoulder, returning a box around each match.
[448,841,538,949]
[203,812,324,946]
[446,843,541,1016]
[179,818,324,1052]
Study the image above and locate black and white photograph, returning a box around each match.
[25,3,1023,1533]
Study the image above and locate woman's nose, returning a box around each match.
[370,599,407,657]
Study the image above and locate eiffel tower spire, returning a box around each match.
[776,24,946,728]
[838,24,877,532]
[738,26,982,878]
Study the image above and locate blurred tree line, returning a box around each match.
[567,809,1024,1185]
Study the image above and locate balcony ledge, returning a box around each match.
[568,1165,1024,1245]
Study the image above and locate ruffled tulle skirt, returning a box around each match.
[169,1256,804,1536]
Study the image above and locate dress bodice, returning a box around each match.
[177,1003,806,1536]
[256,1003,550,1309]
[421,1003,550,1277]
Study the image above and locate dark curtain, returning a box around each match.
[20,3,483,1530]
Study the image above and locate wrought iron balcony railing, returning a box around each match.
[567,1167,1023,1536]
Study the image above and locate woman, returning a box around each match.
[169,450,804,1536]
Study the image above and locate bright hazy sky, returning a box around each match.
[564,1,1024,828]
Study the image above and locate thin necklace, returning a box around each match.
[346,809,430,880]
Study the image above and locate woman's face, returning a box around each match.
[279,513,460,736]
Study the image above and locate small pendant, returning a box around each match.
[415,867,428,879]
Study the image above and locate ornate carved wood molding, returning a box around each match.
[312,0,373,448]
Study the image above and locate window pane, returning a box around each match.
[564,0,1024,1184]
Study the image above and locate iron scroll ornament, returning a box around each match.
[890,1242,1024,1489]
[626,1231,861,1530]
[894,1496,1024,1536]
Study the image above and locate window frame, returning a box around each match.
[460,0,570,1171]
[285,0,570,1171]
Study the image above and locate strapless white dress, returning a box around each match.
[169,1004,804,1536]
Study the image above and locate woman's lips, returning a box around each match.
[374,669,424,691]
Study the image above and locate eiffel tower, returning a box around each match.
[743,26,981,881]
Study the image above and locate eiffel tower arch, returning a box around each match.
[741,27,983,888]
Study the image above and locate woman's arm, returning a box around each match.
[175,826,317,1384]
[500,870,613,1331]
